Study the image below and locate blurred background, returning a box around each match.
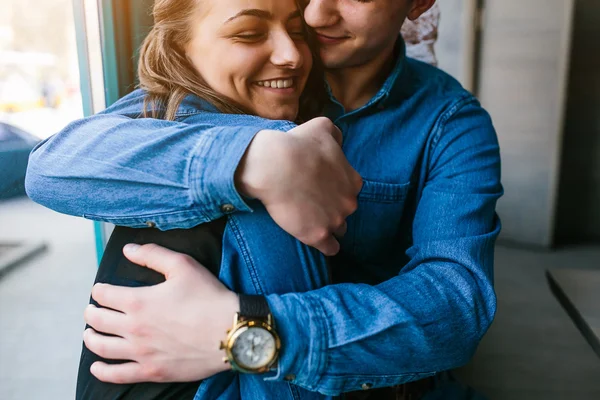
[0,0,598,399]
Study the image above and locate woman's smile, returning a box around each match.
[186,0,313,121]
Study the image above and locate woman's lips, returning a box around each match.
[253,78,298,96]
[315,34,348,45]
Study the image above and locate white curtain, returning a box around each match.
[401,2,441,66]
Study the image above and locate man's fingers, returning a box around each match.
[90,361,148,384]
[333,221,348,238]
[293,117,343,146]
[329,124,343,147]
[83,328,133,361]
[122,243,190,278]
[84,304,128,335]
[91,283,148,314]
[313,235,340,256]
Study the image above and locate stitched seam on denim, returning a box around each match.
[288,383,301,400]
[119,112,144,119]
[305,295,330,391]
[321,371,437,380]
[189,132,219,221]
[227,215,265,294]
[278,121,297,131]
[83,209,205,222]
[358,193,408,203]
[429,95,476,149]
[174,110,204,119]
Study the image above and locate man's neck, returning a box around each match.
[325,42,397,112]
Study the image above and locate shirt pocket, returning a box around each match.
[346,179,412,265]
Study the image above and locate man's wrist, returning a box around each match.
[215,291,240,373]
[220,294,282,374]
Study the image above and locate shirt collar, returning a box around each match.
[324,35,408,115]
[373,36,408,108]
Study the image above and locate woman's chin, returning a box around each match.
[256,106,299,121]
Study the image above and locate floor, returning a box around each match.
[456,245,600,399]
[0,197,599,399]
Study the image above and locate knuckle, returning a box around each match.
[175,253,194,266]
[83,306,94,322]
[332,215,345,229]
[94,341,107,357]
[141,243,160,255]
[346,198,359,214]
[354,173,363,188]
[312,227,330,243]
[127,321,145,337]
[127,295,143,313]
[144,365,166,382]
[134,344,153,358]
[91,284,105,302]
[85,309,101,328]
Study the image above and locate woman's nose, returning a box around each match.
[303,0,339,30]
[270,32,304,69]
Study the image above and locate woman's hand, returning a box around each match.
[236,117,362,256]
[83,243,239,384]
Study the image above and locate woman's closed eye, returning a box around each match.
[234,32,267,42]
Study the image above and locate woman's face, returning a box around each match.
[186,0,313,120]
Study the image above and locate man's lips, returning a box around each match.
[315,33,348,45]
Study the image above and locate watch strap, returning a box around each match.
[239,294,271,319]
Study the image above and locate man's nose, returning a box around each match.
[303,0,339,29]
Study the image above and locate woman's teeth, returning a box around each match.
[256,79,294,89]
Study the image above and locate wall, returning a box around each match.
[436,0,476,90]
[555,0,600,243]
[477,0,575,247]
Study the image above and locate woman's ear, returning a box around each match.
[407,0,437,21]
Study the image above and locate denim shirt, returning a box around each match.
[26,40,502,395]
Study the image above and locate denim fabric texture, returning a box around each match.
[26,39,502,398]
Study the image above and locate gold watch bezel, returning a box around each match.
[219,313,281,374]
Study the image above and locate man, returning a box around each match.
[26,0,501,398]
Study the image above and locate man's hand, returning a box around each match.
[236,117,363,256]
[83,244,239,384]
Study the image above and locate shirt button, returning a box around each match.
[283,374,296,381]
[220,204,235,213]
[361,383,373,390]
[145,221,156,228]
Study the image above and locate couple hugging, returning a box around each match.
[27,0,501,399]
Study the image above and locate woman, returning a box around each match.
[73,0,331,399]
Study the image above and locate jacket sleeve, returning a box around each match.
[25,90,295,229]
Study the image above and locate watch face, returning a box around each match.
[231,327,277,370]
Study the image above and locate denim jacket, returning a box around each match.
[26,40,502,396]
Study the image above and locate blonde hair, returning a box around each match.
[138,0,326,121]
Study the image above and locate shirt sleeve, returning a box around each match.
[264,101,503,395]
[25,93,296,230]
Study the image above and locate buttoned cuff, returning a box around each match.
[263,293,329,392]
[189,121,295,221]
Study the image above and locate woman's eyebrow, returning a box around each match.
[225,9,302,23]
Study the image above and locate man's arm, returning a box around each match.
[265,101,502,394]
[25,90,361,254]
[81,101,501,395]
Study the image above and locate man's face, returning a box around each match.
[303,0,413,69]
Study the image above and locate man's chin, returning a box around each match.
[319,50,354,70]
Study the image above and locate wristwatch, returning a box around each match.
[220,294,281,374]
